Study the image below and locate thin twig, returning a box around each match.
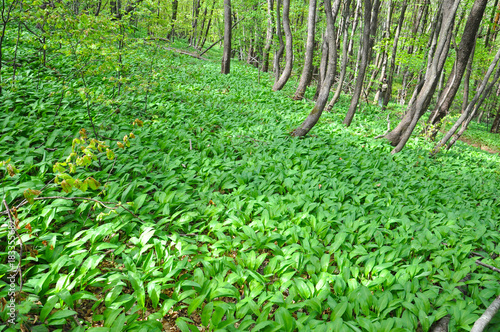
[476,260,500,274]
[471,295,500,332]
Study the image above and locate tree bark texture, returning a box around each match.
[327,0,352,110]
[385,0,459,154]
[343,0,381,126]
[382,0,407,108]
[261,0,274,72]
[221,0,231,74]
[426,0,488,134]
[433,46,500,153]
[292,0,340,136]
[293,0,317,100]
[273,0,293,91]
[273,0,285,82]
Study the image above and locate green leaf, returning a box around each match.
[274,307,295,332]
[187,294,206,316]
[128,271,145,308]
[40,295,58,322]
[48,309,77,321]
[201,302,213,326]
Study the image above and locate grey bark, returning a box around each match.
[261,0,274,72]
[272,0,292,91]
[425,0,488,137]
[343,0,381,127]
[292,0,341,136]
[470,296,500,332]
[273,0,285,83]
[382,0,408,108]
[433,46,500,153]
[293,0,317,100]
[221,0,231,74]
[384,0,459,154]
[326,0,352,110]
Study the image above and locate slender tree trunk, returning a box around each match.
[326,0,352,110]
[169,0,178,39]
[261,0,274,72]
[485,0,500,49]
[195,2,209,48]
[273,0,284,81]
[461,43,475,114]
[490,104,500,133]
[221,0,231,74]
[433,46,500,152]
[293,0,317,100]
[367,1,393,101]
[425,0,487,138]
[385,0,459,153]
[343,0,381,127]
[292,0,341,136]
[314,32,328,100]
[272,0,293,91]
[398,0,429,104]
[199,1,215,49]
[382,0,407,108]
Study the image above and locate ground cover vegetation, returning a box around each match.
[1,0,500,331]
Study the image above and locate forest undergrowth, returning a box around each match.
[1,39,500,332]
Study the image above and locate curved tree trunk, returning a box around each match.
[385,0,459,153]
[382,0,407,108]
[326,0,352,110]
[433,47,500,152]
[425,0,488,138]
[221,0,231,74]
[273,0,285,82]
[272,0,293,91]
[261,0,274,72]
[293,0,317,100]
[343,0,381,126]
[292,0,341,136]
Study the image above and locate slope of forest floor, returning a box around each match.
[1,39,500,332]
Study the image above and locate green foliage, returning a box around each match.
[1,37,500,332]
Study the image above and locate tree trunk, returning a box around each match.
[485,0,500,50]
[433,46,500,153]
[261,0,274,72]
[326,0,352,110]
[199,1,215,50]
[168,0,178,39]
[385,0,460,153]
[490,104,500,133]
[273,0,285,82]
[425,0,487,138]
[367,1,393,101]
[461,43,475,114]
[382,0,407,109]
[343,0,381,127]
[314,32,328,100]
[272,0,293,91]
[221,0,231,74]
[292,0,341,136]
[293,0,317,100]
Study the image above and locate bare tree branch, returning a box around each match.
[476,260,500,274]
[471,295,500,332]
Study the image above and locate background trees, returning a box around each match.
[2,0,500,151]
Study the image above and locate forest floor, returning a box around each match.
[1,39,500,331]
[458,135,500,154]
